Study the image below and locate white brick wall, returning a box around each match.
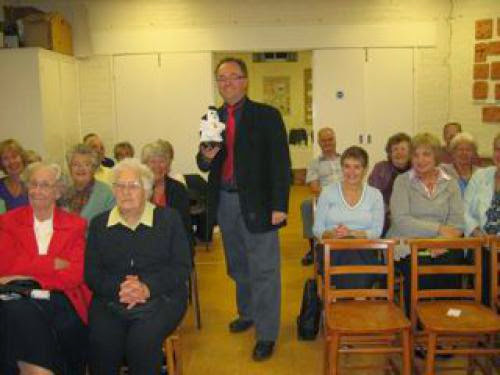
[78,55,115,154]
[3,0,499,158]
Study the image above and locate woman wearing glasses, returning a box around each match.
[0,162,90,375]
[84,158,191,374]
[60,144,115,223]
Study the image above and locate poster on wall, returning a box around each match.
[263,76,290,115]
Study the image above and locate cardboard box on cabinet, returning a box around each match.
[21,12,73,55]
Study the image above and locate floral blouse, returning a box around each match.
[484,191,500,235]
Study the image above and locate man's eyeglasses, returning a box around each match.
[216,75,246,83]
[112,181,143,192]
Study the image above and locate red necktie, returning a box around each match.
[222,105,236,182]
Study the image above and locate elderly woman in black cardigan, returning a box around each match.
[84,158,191,374]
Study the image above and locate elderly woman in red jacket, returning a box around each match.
[0,161,90,375]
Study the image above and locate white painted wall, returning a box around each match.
[113,52,213,174]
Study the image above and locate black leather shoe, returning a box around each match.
[229,318,254,333]
[252,340,275,361]
[301,250,314,266]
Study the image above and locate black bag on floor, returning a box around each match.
[297,278,321,340]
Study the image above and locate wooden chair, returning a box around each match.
[322,238,411,375]
[489,235,500,312]
[408,238,500,375]
[163,331,182,375]
[315,238,405,307]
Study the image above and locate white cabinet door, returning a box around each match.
[39,55,62,164]
[312,49,366,156]
[59,60,81,154]
[364,48,414,164]
[0,49,44,153]
[113,52,213,174]
[312,48,414,166]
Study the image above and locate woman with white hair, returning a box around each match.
[141,140,192,245]
[440,132,479,195]
[61,144,115,223]
[84,158,191,374]
[0,162,90,374]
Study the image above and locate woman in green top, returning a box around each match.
[60,144,115,223]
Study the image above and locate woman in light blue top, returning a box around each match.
[464,132,500,237]
[313,146,384,289]
[464,132,500,304]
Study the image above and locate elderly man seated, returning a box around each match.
[300,127,342,265]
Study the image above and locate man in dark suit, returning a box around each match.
[197,57,291,361]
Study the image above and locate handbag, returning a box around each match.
[297,278,321,340]
[0,279,42,296]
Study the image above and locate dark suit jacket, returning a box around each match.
[164,176,193,247]
[197,98,291,233]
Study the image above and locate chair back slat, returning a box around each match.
[417,289,476,299]
[327,265,389,275]
[328,289,389,300]
[408,237,483,330]
[418,265,476,275]
[322,239,396,317]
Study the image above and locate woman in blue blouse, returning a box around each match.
[0,139,29,210]
[313,146,384,289]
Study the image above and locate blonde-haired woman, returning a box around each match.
[388,132,464,316]
[0,139,29,210]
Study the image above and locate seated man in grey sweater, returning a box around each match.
[300,127,342,265]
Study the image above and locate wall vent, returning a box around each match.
[253,52,298,62]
